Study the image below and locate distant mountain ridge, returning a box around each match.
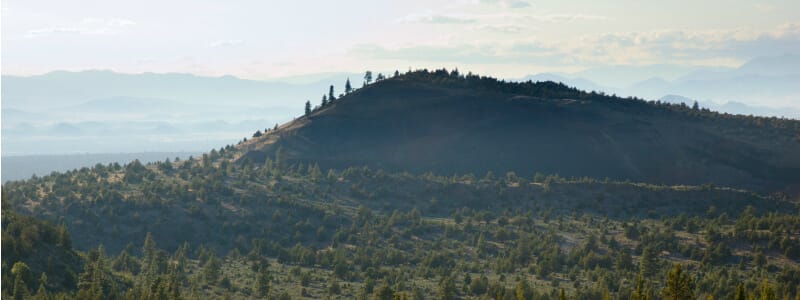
[519,54,800,117]
[1,70,362,155]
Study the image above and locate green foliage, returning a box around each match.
[3,133,800,299]
[662,264,694,300]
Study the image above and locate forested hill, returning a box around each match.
[237,69,800,194]
[3,69,800,299]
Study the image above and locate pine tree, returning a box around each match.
[57,223,72,249]
[13,276,30,300]
[631,274,651,300]
[254,266,271,297]
[734,283,747,300]
[322,94,328,106]
[345,78,353,94]
[640,245,660,278]
[438,276,456,300]
[143,232,157,262]
[364,71,373,85]
[202,253,221,285]
[515,280,531,300]
[760,280,776,300]
[33,273,49,300]
[662,264,693,300]
[374,282,395,300]
[329,85,336,101]
[305,100,311,116]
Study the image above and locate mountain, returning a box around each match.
[518,55,800,114]
[1,70,296,110]
[4,70,800,299]
[571,64,710,88]
[0,70,369,155]
[1,152,199,182]
[238,70,800,193]
[660,95,800,119]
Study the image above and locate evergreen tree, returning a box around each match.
[12,262,32,300]
[364,71,373,85]
[760,280,777,300]
[438,276,457,300]
[515,280,532,300]
[33,273,49,300]
[322,94,328,106]
[734,283,747,300]
[254,265,271,297]
[11,262,33,292]
[631,274,651,300]
[13,276,29,300]
[640,245,660,278]
[374,282,395,300]
[329,85,336,101]
[202,253,221,285]
[662,264,693,300]
[345,78,353,94]
[143,232,157,262]
[305,100,312,116]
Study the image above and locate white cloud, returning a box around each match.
[472,24,533,33]
[568,23,800,65]
[209,39,245,48]
[350,22,800,69]
[527,14,610,23]
[82,18,136,27]
[24,18,136,38]
[753,3,775,12]
[479,0,531,9]
[397,11,476,24]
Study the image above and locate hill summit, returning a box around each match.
[237,69,800,193]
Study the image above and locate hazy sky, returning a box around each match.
[2,0,799,79]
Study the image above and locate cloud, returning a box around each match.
[25,27,84,38]
[82,18,136,27]
[209,39,245,48]
[397,11,476,24]
[753,3,775,12]
[527,14,610,23]
[24,18,136,38]
[350,22,800,69]
[480,0,531,9]
[472,24,533,33]
[569,23,800,65]
[350,41,565,65]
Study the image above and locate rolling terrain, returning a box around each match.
[3,70,800,299]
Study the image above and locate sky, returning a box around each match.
[2,0,800,80]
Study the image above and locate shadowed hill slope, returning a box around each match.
[238,70,800,193]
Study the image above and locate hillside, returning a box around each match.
[3,154,800,299]
[1,210,83,297]
[238,70,800,193]
[3,70,800,299]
